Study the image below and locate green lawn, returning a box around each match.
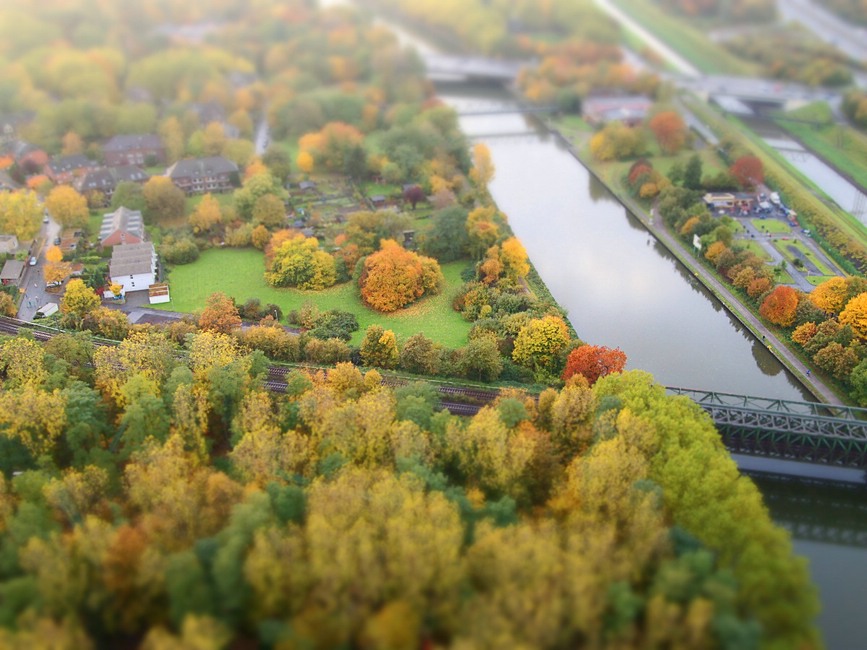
[735,240,771,260]
[807,275,838,286]
[750,218,791,234]
[771,239,836,276]
[776,102,867,192]
[154,247,473,347]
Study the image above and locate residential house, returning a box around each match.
[102,134,165,167]
[75,165,149,202]
[109,242,157,293]
[166,156,239,195]
[100,206,145,248]
[3,140,48,175]
[45,154,98,185]
[0,259,25,287]
[582,95,653,127]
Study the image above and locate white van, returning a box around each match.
[35,302,58,319]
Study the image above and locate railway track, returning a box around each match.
[1,316,498,417]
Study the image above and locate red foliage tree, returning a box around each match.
[759,285,799,326]
[562,345,627,385]
[730,155,764,189]
[403,184,425,210]
[648,111,687,154]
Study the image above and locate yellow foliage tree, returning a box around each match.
[296,150,314,174]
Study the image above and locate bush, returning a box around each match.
[160,236,200,265]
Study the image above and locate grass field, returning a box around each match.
[154,247,474,347]
[750,218,791,234]
[776,102,867,192]
[771,239,836,276]
[735,240,772,260]
[609,0,759,75]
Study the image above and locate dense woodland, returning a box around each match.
[0,325,819,649]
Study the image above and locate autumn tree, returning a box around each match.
[142,176,186,224]
[809,276,848,315]
[43,245,72,286]
[45,186,89,229]
[261,145,292,182]
[199,292,241,334]
[0,292,16,317]
[252,194,285,228]
[839,292,867,340]
[0,190,42,240]
[265,234,336,290]
[512,315,571,378]
[499,237,530,283]
[233,169,287,221]
[469,142,495,189]
[562,345,627,385]
[359,239,443,313]
[466,205,501,259]
[729,155,764,189]
[61,131,84,155]
[759,285,799,326]
[648,110,688,154]
[60,279,101,328]
[403,185,425,210]
[188,194,223,234]
[360,325,399,369]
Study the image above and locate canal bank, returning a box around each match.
[542,121,842,405]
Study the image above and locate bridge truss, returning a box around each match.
[668,387,867,468]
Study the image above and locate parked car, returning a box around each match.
[28,256,37,266]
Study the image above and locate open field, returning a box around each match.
[154,247,473,347]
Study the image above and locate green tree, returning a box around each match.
[142,176,186,224]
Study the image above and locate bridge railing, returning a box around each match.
[666,386,867,421]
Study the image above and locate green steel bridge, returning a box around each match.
[668,387,867,469]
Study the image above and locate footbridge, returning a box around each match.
[668,387,867,469]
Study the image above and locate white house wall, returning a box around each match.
[110,272,155,293]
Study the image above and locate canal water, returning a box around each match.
[330,3,867,646]
[741,116,867,227]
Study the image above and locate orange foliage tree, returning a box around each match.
[759,285,799,326]
[562,345,627,385]
[359,239,444,313]
[648,111,688,154]
[199,292,241,334]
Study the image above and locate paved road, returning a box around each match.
[16,216,62,321]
